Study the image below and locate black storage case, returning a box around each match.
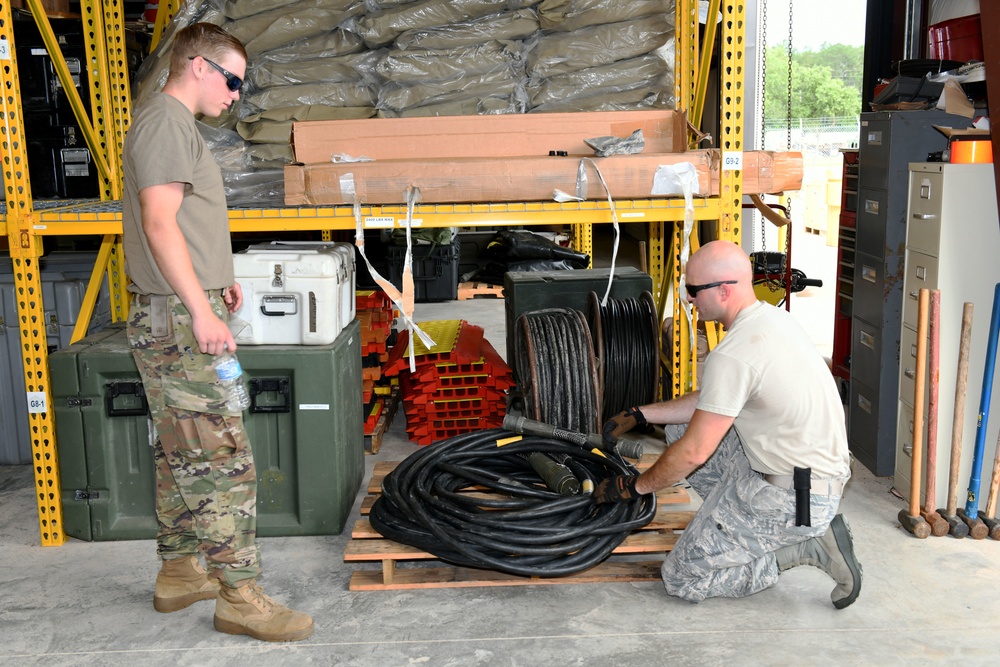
[387,239,460,302]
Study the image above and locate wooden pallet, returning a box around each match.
[347,454,693,590]
[458,281,503,300]
[364,387,401,455]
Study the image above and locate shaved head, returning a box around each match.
[685,241,757,327]
[687,241,753,284]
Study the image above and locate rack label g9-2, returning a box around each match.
[722,152,743,171]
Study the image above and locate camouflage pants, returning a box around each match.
[128,293,260,587]
[660,424,842,602]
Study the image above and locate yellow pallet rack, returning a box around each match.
[0,0,744,545]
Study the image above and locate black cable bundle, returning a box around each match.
[368,428,657,577]
[589,292,659,422]
[513,308,602,435]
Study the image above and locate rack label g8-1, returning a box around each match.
[27,392,47,413]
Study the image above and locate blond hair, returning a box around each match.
[168,23,247,82]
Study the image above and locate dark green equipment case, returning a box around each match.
[51,319,364,541]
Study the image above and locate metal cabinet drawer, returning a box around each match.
[897,323,933,415]
[848,379,880,451]
[856,188,888,257]
[859,119,890,191]
[893,402,929,504]
[852,250,887,326]
[901,250,939,331]
[851,316,882,391]
[906,171,944,255]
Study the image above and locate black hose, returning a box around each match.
[588,292,658,422]
[514,308,602,434]
[368,428,657,577]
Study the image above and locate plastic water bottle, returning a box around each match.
[215,356,251,413]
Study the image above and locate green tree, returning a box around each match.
[762,42,863,120]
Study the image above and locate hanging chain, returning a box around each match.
[755,0,768,257]
[783,0,793,253]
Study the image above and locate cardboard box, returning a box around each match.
[284,150,803,206]
[290,110,689,164]
[933,125,991,140]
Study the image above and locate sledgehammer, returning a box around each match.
[979,431,1000,540]
[958,283,1000,539]
[920,290,948,536]
[898,288,932,538]
[937,303,973,538]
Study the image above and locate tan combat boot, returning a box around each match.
[214,580,314,642]
[153,555,221,613]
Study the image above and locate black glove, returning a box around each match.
[593,474,640,504]
[602,406,647,446]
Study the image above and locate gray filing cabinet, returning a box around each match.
[850,110,974,476]
[894,163,1000,507]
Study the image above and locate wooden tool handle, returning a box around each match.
[925,290,941,513]
[911,289,929,517]
[948,303,974,516]
[986,431,1000,518]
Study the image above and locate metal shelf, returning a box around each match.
[2,0,745,546]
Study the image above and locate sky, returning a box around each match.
[762,0,868,51]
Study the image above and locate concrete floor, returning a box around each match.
[3,233,1000,665]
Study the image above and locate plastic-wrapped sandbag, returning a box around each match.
[198,121,251,172]
[237,104,376,144]
[248,51,381,88]
[377,66,521,112]
[224,0,314,20]
[244,7,363,57]
[375,41,521,83]
[224,0,360,45]
[527,52,671,108]
[537,0,674,32]
[526,15,673,76]
[394,9,538,50]
[246,81,377,113]
[223,168,285,206]
[530,86,669,113]
[380,93,525,117]
[353,0,536,48]
[365,0,422,10]
[246,143,296,169]
[257,29,366,62]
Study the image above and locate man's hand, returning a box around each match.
[223,283,243,313]
[602,406,647,446]
[192,311,237,356]
[593,474,640,504]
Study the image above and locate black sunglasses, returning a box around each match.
[686,280,738,297]
[189,55,242,92]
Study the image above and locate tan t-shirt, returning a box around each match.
[122,93,235,295]
[697,301,851,478]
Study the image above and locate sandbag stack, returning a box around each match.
[527,0,676,112]
[383,320,513,445]
[359,1,539,117]
[133,0,677,202]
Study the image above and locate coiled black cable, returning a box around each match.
[588,292,659,422]
[368,428,657,577]
[513,308,602,434]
